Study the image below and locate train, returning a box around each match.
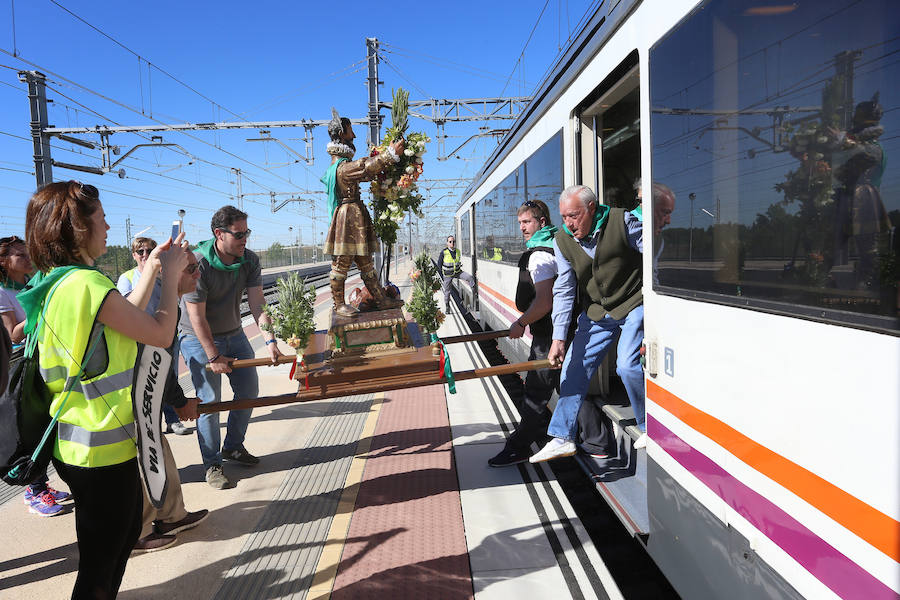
[449,0,899,598]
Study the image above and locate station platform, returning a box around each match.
[0,262,622,599]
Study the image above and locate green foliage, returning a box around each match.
[406,277,444,333]
[261,272,316,352]
[412,251,440,292]
[267,241,285,265]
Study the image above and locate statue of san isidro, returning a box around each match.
[321,108,405,317]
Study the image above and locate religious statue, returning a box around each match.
[322,108,405,317]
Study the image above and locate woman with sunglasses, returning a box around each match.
[117,236,188,436]
[20,181,188,599]
[1,235,74,516]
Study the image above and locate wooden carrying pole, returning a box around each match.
[197,359,551,415]
[210,331,510,371]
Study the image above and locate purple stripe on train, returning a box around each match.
[648,416,897,600]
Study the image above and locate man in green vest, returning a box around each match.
[437,235,475,313]
[530,184,645,463]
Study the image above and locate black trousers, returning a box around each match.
[53,456,142,600]
[508,335,559,450]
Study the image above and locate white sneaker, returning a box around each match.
[529,438,576,463]
[633,433,648,450]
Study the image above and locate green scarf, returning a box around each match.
[18,265,92,336]
[321,158,348,220]
[525,225,558,249]
[1,277,26,291]
[561,204,610,239]
[197,239,244,278]
[630,205,643,222]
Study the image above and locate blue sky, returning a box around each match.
[0,0,595,252]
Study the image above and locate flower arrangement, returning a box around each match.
[370,88,431,247]
[261,272,316,358]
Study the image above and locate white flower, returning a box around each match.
[416,151,425,157]
[384,178,392,185]
[389,202,399,212]
[404,149,414,156]
[405,166,414,174]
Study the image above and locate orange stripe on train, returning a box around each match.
[647,379,900,562]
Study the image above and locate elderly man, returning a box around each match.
[322,108,405,317]
[530,185,645,463]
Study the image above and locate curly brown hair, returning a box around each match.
[26,181,101,272]
[0,235,25,281]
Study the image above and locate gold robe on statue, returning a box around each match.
[324,152,395,257]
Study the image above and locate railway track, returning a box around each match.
[454,294,680,599]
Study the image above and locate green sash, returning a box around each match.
[321,158,348,220]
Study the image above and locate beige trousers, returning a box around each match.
[140,434,188,538]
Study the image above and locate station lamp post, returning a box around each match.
[288,227,294,266]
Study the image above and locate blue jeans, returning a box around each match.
[547,305,645,441]
[180,331,259,468]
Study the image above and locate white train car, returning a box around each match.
[453,1,899,598]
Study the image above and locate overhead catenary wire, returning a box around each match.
[0,48,313,194]
[48,0,249,124]
[500,0,552,98]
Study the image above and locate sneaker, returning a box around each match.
[529,438,576,463]
[156,509,209,536]
[488,446,531,467]
[222,446,260,466]
[579,444,609,459]
[167,421,190,435]
[633,433,648,450]
[24,484,71,504]
[132,532,177,554]
[28,491,66,517]
[44,485,72,503]
[205,465,233,490]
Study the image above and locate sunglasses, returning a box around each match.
[221,228,252,240]
[134,248,153,256]
[521,200,547,219]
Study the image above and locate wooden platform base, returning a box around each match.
[329,308,413,362]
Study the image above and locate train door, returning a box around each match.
[574,57,641,398]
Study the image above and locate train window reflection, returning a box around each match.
[474,131,563,266]
[459,210,471,256]
[650,0,899,331]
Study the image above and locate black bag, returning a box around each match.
[0,345,56,485]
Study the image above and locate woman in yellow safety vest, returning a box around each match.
[21,181,189,599]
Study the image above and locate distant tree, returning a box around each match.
[94,245,132,282]
[268,241,286,266]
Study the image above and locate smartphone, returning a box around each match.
[171,220,182,240]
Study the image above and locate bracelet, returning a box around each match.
[265,339,276,345]
[515,319,526,328]
[208,354,221,363]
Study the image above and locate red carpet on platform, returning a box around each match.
[331,385,474,599]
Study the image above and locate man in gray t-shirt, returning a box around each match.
[179,205,282,489]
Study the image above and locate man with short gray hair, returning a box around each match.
[530,185,645,463]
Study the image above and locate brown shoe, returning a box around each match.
[133,532,177,554]
[156,509,209,536]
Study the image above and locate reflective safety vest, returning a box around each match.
[120,267,139,287]
[441,247,462,277]
[39,268,138,467]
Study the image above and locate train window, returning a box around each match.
[474,131,564,266]
[650,0,899,332]
[459,210,471,256]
